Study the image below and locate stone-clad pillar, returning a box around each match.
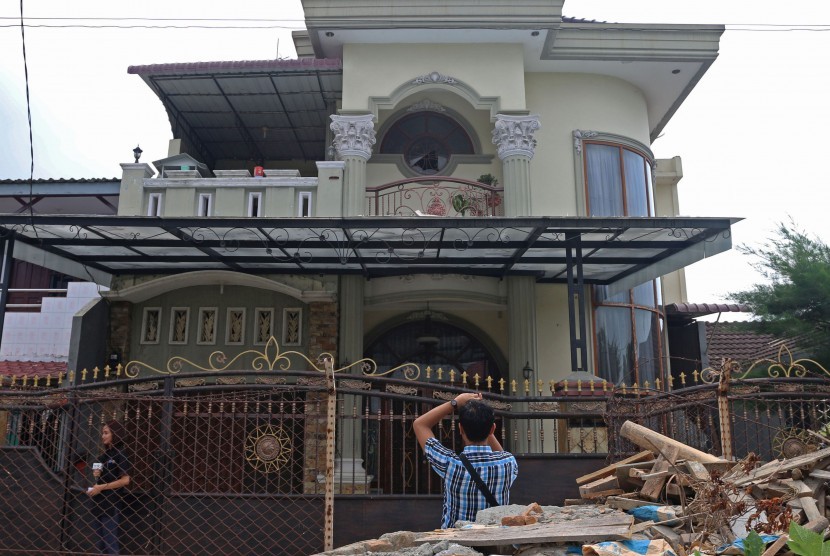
[492,114,541,218]
[330,114,376,216]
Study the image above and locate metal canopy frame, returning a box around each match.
[0,215,735,282]
[0,214,737,375]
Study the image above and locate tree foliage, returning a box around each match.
[731,223,830,362]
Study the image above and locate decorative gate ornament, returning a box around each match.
[123,336,421,380]
[244,424,291,473]
[772,428,817,459]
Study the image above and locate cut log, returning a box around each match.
[580,475,620,498]
[620,421,724,463]
[576,450,655,485]
[640,446,680,501]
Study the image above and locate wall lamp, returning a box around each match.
[522,361,534,381]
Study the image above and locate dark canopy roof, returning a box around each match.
[128,59,343,167]
[0,215,737,292]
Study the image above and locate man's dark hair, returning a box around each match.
[459,400,495,442]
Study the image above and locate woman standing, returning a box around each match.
[87,420,131,555]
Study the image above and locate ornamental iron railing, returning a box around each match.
[365,177,504,217]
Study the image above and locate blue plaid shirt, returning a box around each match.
[424,437,518,528]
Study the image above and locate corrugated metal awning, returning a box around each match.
[128,59,343,167]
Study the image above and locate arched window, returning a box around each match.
[582,137,664,387]
[379,112,475,175]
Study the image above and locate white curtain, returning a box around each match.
[586,144,623,216]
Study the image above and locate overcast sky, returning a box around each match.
[2,0,829,312]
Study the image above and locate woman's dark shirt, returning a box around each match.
[92,446,130,516]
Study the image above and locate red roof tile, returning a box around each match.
[0,360,67,378]
[704,323,801,363]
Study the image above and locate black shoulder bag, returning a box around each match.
[458,453,499,507]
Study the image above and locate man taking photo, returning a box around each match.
[414,392,518,529]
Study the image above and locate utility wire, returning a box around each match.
[2,20,830,31]
[19,0,39,240]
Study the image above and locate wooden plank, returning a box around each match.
[564,498,595,506]
[605,496,656,511]
[809,469,830,480]
[685,460,711,481]
[576,450,655,485]
[800,495,823,522]
[640,446,680,501]
[415,514,635,547]
[579,475,620,498]
[761,534,789,556]
[733,447,830,487]
[653,525,685,556]
[620,421,724,463]
[784,479,815,498]
[581,488,625,500]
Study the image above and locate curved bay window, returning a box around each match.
[379,112,475,175]
[584,138,665,387]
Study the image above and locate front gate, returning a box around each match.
[0,379,333,555]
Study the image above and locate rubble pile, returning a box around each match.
[316,421,830,556]
[571,421,830,555]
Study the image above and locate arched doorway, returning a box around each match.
[361,312,506,494]
[364,311,505,385]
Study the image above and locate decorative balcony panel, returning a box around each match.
[365,177,504,217]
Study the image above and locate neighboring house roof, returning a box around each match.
[0,360,67,379]
[704,322,802,363]
[0,178,120,214]
[0,178,119,185]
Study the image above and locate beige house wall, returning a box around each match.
[342,43,527,113]
[524,73,651,217]
[535,284,580,383]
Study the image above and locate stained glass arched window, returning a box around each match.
[379,112,475,175]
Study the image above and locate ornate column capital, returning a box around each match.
[492,114,541,160]
[330,114,376,161]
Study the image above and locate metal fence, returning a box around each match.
[4,349,827,554]
[1,378,330,555]
[0,368,606,555]
[606,363,830,462]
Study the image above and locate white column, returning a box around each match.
[492,114,541,217]
[326,112,374,485]
[330,114,376,216]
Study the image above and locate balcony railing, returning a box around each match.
[365,177,504,217]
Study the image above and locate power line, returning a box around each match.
[18,0,39,240]
[0,23,304,29]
